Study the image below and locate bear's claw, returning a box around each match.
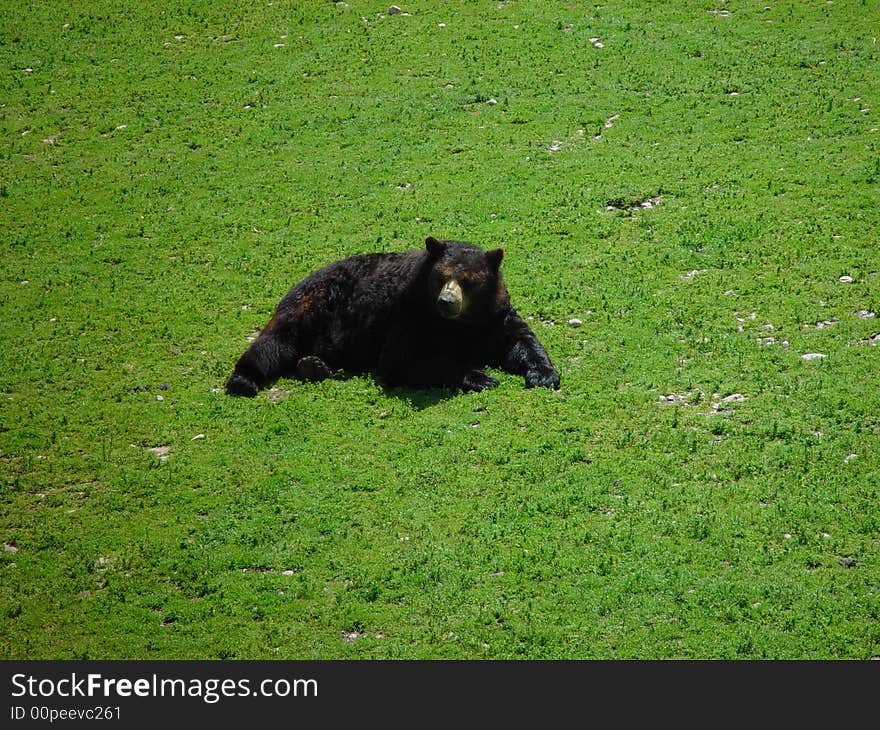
[525,367,560,390]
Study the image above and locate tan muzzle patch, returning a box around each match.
[437,279,464,319]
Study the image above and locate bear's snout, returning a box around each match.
[437,280,463,319]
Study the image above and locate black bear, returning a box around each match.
[226,237,560,396]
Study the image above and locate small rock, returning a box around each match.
[857,310,876,319]
[844,453,858,463]
[3,543,18,553]
[722,393,745,403]
[342,631,361,643]
[281,570,296,576]
[838,275,854,283]
[659,393,686,404]
[486,98,497,105]
[155,394,164,402]
[568,318,582,328]
[801,353,826,360]
[839,558,857,568]
[388,4,402,13]
[191,434,205,441]
[141,445,171,461]
[266,388,291,402]
[757,337,775,346]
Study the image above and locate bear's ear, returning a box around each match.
[486,248,504,271]
[425,236,446,256]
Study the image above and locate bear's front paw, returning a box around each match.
[525,366,560,390]
[462,369,500,392]
[226,373,259,397]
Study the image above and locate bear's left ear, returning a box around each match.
[486,248,504,271]
[425,236,447,257]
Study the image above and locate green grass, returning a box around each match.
[2,0,879,659]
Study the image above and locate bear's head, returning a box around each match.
[424,236,507,323]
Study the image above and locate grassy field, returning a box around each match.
[2,0,879,659]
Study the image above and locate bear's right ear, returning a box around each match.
[425,236,446,256]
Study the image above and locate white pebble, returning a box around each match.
[191,433,206,441]
[838,275,854,283]
[568,318,582,328]
[801,353,826,360]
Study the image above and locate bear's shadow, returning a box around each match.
[378,383,458,409]
[268,370,461,410]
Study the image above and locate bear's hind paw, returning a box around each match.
[296,355,333,383]
[226,373,259,397]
